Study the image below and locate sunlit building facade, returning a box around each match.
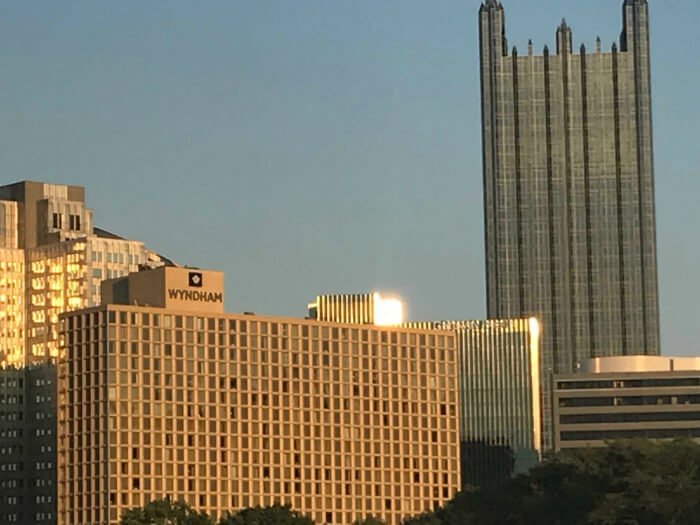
[58,268,460,525]
[308,293,405,327]
[0,248,25,368]
[0,181,170,366]
[310,295,543,486]
[451,318,540,485]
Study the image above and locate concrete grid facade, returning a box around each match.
[479,0,660,450]
[58,305,460,525]
[0,368,23,524]
[0,364,57,525]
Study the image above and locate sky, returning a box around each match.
[0,1,698,355]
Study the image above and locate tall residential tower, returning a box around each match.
[479,0,660,447]
[0,181,172,525]
[0,181,170,366]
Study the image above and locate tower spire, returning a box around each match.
[556,16,573,54]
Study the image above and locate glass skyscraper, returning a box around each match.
[479,0,660,448]
[428,319,541,487]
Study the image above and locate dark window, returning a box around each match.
[561,427,700,441]
[559,397,614,408]
[558,377,700,390]
[561,411,700,425]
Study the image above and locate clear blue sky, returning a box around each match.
[0,1,697,355]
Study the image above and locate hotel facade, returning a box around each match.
[58,268,461,525]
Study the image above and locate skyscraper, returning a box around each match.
[479,0,660,447]
[553,356,700,451]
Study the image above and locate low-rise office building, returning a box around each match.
[554,356,700,450]
[58,267,461,525]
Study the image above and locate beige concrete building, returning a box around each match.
[0,181,170,366]
[554,356,700,451]
[58,268,460,525]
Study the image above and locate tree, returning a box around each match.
[403,440,700,525]
[218,504,315,525]
[586,440,700,525]
[460,439,515,487]
[120,499,213,525]
[401,513,444,525]
[353,517,386,525]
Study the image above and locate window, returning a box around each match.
[69,214,81,230]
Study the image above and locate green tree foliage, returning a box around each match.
[352,517,386,525]
[118,442,700,525]
[218,504,315,525]
[120,499,213,525]
[401,513,444,525]
[406,440,700,525]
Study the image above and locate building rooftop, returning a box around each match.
[577,356,700,374]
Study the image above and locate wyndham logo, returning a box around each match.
[188,272,203,288]
[168,288,222,303]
